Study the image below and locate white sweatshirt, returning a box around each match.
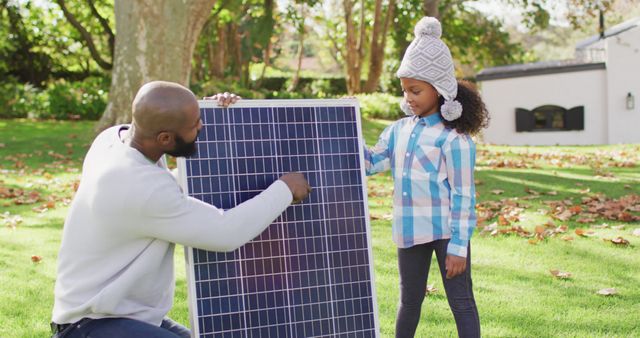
[52,125,292,325]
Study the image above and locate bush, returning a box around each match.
[40,78,108,120]
[0,79,47,118]
[0,77,108,120]
[355,93,403,120]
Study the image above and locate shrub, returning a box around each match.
[0,80,48,118]
[0,77,108,120]
[40,77,108,120]
[355,93,403,120]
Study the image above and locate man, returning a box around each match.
[51,81,311,337]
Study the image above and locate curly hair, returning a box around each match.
[439,80,489,135]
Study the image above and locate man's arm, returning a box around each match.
[136,173,309,251]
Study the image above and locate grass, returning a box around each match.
[1,118,639,337]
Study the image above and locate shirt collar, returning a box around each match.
[413,112,442,127]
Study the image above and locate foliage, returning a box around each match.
[0,79,45,118]
[0,77,108,120]
[41,78,109,120]
[0,0,113,85]
[356,93,404,120]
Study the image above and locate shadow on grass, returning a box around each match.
[476,168,640,202]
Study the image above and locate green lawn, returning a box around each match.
[1,118,639,337]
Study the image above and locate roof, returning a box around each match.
[476,60,605,81]
[576,16,640,50]
[476,16,639,82]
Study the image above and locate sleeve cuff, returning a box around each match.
[447,239,468,257]
[273,179,294,205]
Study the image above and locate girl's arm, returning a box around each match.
[362,124,394,176]
[443,134,477,258]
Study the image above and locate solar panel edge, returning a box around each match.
[352,104,382,338]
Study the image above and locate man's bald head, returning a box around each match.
[132,81,198,138]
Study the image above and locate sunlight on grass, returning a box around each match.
[1,119,638,337]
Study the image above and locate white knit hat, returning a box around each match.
[396,17,462,121]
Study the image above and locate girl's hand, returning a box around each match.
[203,92,241,107]
[445,254,467,279]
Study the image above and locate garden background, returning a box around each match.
[1,0,639,337]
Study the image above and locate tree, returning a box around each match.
[96,0,217,131]
[343,0,367,94]
[53,0,114,70]
[363,0,396,93]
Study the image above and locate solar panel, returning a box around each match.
[177,99,379,338]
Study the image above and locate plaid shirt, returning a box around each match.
[364,113,477,257]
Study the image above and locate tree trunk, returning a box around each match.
[96,0,217,131]
[208,19,226,79]
[289,4,306,92]
[343,0,365,95]
[423,0,439,18]
[364,0,395,93]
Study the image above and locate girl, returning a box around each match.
[363,17,489,338]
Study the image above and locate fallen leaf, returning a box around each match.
[550,270,572,279]
[561,235,574,241]
[547,191,558,196]
[597,288,617,296]
[575,228,596,237]
[425,284,438,296]
[576,217,596,224]
[606,237,630,246]
[31,255,42,263]
[553,210,573,221]
[491,189,504,195]
[525,187,540,195]
[498,215,511,226]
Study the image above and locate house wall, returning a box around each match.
[605,26,640,144]
[478,69,608,145]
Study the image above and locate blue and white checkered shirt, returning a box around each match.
[364,113,477,257]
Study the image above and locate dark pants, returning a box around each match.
[52,317,191,338]
[396,239,480,338]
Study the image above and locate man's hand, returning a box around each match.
[445,254,467,279]
[202,92,241,107]
[279,172,312,204]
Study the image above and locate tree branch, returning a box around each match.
[86,0,115,59]
[55,0,112,70]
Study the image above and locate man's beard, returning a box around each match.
[166,133,198,157]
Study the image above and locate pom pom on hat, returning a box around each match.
[441,99,462,121]
[414,17,442,39]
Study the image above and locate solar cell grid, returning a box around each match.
[178,100,378,338]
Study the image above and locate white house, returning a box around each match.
[476,17,640,145]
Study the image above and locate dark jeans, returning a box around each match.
[396,239,480,338]
[52,317,191,338]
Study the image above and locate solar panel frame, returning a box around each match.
[177,99,379,338]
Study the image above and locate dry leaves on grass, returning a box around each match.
[2,212,23,229]
[603,237,630,246]
[597,288,617,296]
[31,255,42,263]
[550,270,572,279]
[476,147,639,170]
[425,284,438,296]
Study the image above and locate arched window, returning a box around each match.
[515,105,584,132]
